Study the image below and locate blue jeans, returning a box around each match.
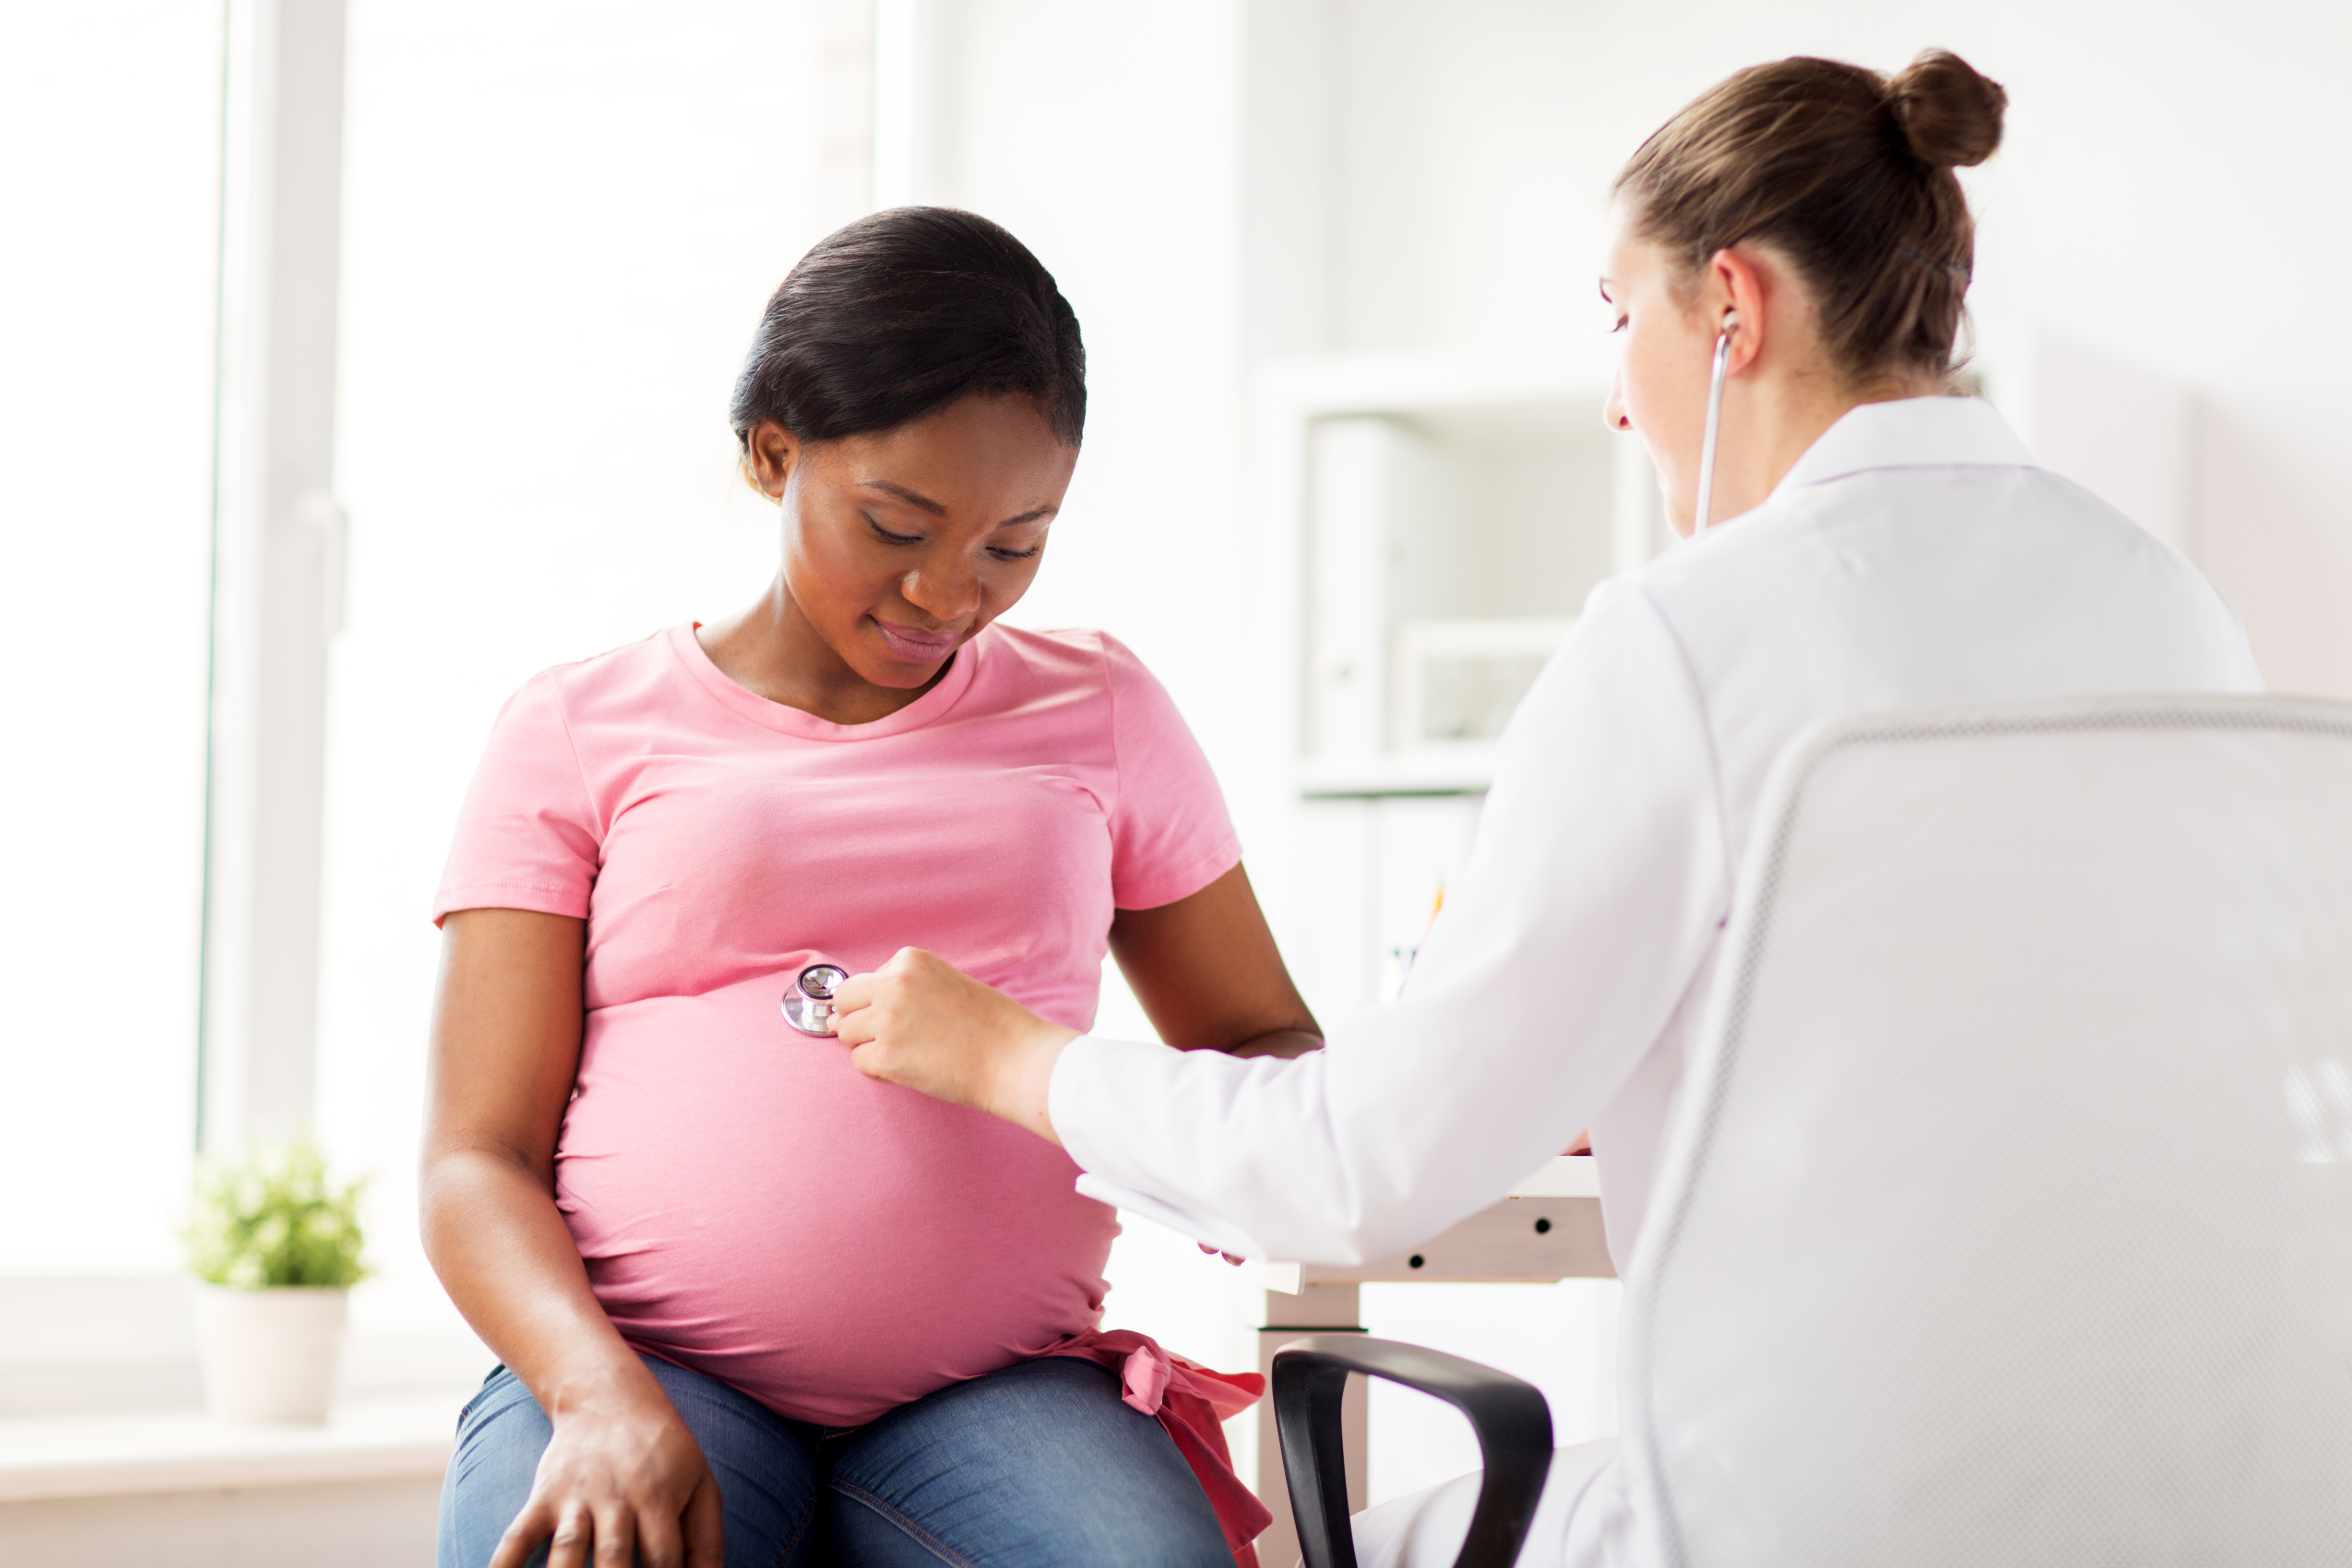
[436,1352,1233,1568]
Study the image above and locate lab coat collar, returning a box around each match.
[1771,395,2035,501]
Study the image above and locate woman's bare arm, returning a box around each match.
[422,908,723,1568]
[1107,862,1321,1059]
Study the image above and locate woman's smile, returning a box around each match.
[870,616,963,664]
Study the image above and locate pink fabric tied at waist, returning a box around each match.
[1048,1329,1272,1568]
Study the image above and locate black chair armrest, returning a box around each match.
[1272,1335,1553,1568]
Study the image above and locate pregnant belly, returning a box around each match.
[556,974,1117,1426]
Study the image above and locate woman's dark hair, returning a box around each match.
[730,207,1086,457]
[1614,49,2007,383]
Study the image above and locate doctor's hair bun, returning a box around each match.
[731,207,1086,458]
[1615,49,2006,383]
[1887,49,2006,168]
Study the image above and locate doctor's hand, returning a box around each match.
[834,948,1078,1144]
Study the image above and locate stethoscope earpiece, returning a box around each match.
[782,963,850,1036]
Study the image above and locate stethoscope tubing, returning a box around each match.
[1693,325,1733,535]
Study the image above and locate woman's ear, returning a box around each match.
[747,420,800,501]
[1704,247,1773,377]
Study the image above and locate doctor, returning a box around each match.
[835,48,2261,1567]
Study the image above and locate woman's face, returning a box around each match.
[749,393,1078,690]
[1600,203,1719,537]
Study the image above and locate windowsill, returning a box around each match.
[0,1396,455,1502]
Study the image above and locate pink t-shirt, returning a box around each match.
[434,622,1241,1424]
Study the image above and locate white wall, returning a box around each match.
[1318,0,2352,694]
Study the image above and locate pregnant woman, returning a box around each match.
[423,208,1319,1568]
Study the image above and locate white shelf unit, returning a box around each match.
[1250,347,1660,1020]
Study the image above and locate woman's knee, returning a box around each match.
[829,1356,1230,1568]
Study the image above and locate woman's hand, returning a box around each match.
[490,1373,724,1568]
[834,947,1078,1142]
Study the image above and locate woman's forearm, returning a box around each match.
[422,1143,660,1417]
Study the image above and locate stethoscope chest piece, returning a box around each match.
[781,964,849,1036]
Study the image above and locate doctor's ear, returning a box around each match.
[1702,247,1772,375]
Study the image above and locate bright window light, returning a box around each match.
[316,0,814,1334]
[0,3,224,1270]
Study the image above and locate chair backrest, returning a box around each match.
[1621,696,2352,1568]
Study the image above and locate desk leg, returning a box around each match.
[1254,1282,1366,1568]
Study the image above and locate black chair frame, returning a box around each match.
[1272,1335,1554,1568]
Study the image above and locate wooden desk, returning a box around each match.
[1249,1157,1611,1568]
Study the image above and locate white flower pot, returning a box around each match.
[193,1284,349,1424]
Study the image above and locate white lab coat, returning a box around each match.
[1052,395,2263,1565]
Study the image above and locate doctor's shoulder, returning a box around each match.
[2007,469,2265,687]
[1597,490,1817,628]
[1507,574,1703,728]
[2011,463,2206,568]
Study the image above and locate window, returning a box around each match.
[0,3,223,1271]
[315,0,827,1343]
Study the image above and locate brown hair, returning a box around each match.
[1614,49,2007,384]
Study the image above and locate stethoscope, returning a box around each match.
[1692,310,1738,536]
[781,963,849,1036]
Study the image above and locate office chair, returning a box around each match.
[1277,695,2352,1568]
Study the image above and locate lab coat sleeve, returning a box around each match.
[1049,582,1734,1262]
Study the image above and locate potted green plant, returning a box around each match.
[183,1138,369,1424]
